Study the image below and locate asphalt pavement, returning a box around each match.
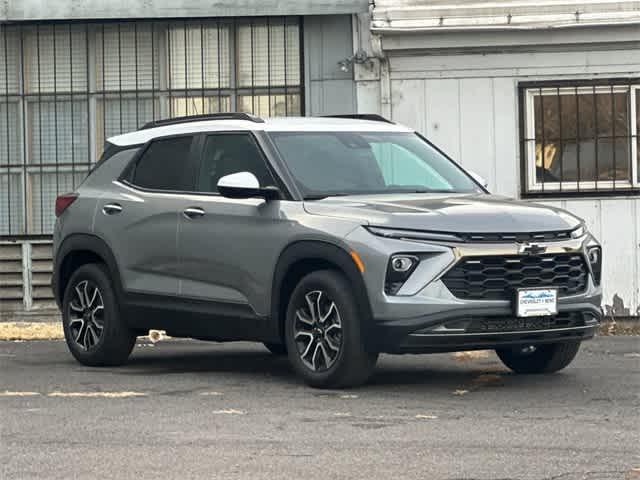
[1,336,639,480]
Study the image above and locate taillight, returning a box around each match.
[55,193,78,217]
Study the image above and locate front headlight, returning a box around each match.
[366,226,462,243]
[570,224,587,239]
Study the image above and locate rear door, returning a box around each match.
[93,135,198,297]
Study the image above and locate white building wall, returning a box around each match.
[382,46,640,317]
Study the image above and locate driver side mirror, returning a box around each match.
[217,172,281,200]
[468,170,489,189]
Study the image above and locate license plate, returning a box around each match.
[516,288,558,317]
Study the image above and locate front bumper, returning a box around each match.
[368,303,601,353]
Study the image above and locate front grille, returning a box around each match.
[441,253,588,300]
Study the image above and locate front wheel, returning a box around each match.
[285,270,378,389]
[496,341,581,374]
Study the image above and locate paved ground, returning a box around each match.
[1,336,639,480]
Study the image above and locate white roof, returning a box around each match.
[108,116,413,147]
[372,0,640,31]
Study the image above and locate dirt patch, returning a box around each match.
[451,350,491,361]
[0,322,63,340]
[599,319,640,336]
[0,323,173,342]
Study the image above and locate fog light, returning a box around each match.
[385,255,419,295]
[392,256,415,272]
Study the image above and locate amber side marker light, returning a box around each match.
[350,251,365,273]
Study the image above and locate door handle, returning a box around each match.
[183,207,205,219]
[102,203,123,215]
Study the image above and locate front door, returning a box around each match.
[176,132,293,318]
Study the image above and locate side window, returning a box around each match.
[196,133,275,193]
[131,136,194,191]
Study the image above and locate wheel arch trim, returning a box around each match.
[53,234,124,308]
[271,240,373,342]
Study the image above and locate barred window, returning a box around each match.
[521,80,639,195]
[0,17,303,237]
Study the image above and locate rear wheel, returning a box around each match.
[62,263,136,366]
[285,270,378,388]
[496,341,581,374]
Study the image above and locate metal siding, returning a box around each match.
[493,77,519,199]
[600,200,637,316]
[372,0,640,31]
[459,78,495,189]
[380,26,640,51]
[303,15,356,115]
[424,78,462,163]
[308,79,356,115]
[389,49,640,80]
[3,0,368,21]
[390,79,425,133]
[387,44,640,316]
[356,80,382,115]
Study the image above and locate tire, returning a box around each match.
[284,270,378,388]
[61,263,136,366]
[496,341,581,374]
[264,342,287,355]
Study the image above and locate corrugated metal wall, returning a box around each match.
[303,15,356,115]
[0,240,55,318]
[388,47,640,317]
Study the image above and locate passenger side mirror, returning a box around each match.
[217,172,281,200]
[468,170,489,189]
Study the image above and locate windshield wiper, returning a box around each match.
[303,193,351,200]
[383,185,456,194]
[406,189,456,194]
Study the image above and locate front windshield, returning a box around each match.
[268,131,482,198]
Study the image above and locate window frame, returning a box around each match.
[519,78,640,198]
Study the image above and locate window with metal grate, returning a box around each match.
[520,79,639,197]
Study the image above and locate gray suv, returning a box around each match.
[52,113,603,388]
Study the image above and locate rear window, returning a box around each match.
[131,136,194,191]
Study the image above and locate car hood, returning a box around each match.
[303,193,582,233]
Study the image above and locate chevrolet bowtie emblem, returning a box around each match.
[518,242,546,255]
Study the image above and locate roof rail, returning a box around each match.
[139,112,265,130]
[321,114,394,124]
